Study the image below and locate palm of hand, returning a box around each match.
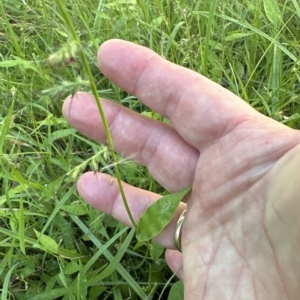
[185,119,300,299]
[63,40,300,299]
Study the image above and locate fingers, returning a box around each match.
[98,39,262,149]
[63,92,199,192]
[77,172,187,249]
[165,249,183,279]
[79,171,185,278]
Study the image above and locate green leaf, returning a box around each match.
[19,261,35,278]
[88,228,135,282]
[33,229,59,253]
[18,198,26,255]
[40,184,76,237]
[27,288,72,300]
[57,247,82,259]
[271,44,282,112]
[164,21,185,58]
[168,281,184,300]
[225,32,253,42]
[89,286,106,298]
[1,264,18,300]
[151,16,165,27]
[46,128,76,144]
[0,57,38,71]
[61,203,88,216]
[0,255,8,277]
[263,0,281,27]
[76,264,88,300]
[64,261,81,275]
[0,60,22,67]
[150,240,164,262]
[145,282,158,300]
[71,215,148,299]
[136,187,190,242]
[286,113,300,128]
[291,0,300,19]
[0,100,14,155]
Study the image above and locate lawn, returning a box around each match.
[0,0,300,299]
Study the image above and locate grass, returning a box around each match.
[0,0,300,299]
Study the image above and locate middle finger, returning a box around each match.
[63,92,199,192]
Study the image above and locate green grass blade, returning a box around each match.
[88,228,135,283]
[0,2,22,57]
[77,264,88,300]
[271,44,282,112]
[27,288,72,300]
[39,183,76,237]
[291,0,300,19]
[93,0,104,30]
[0,100,14,154]
[83,226,128,273]
[111,271,122,300]
[163,21,185,58]
[194,12,299,63]
[203,0,218,75]
[19,197,26,255]
[70,215,148,299]
[263,0,281,27]
[46,128,77,144]
[1,264,18,300]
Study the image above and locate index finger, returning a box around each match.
[98,39,261,149]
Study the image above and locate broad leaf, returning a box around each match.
[168,281,184,300]
[136,187,190,242]
[33,229,59,253]
[61,203,88,216]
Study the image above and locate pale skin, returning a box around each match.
[62,39,300,299]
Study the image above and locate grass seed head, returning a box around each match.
[48,41,80,67]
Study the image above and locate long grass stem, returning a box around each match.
[54,0,137,229]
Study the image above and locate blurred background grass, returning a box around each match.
[0,0,299,299]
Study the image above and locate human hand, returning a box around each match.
[63,40,300,299]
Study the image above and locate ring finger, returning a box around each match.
[77,171,187,249]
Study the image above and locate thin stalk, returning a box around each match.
[203,0,218,76]
[54,0,137,229]
[0,1,23,57]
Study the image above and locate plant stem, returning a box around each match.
[54,0,137,229]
